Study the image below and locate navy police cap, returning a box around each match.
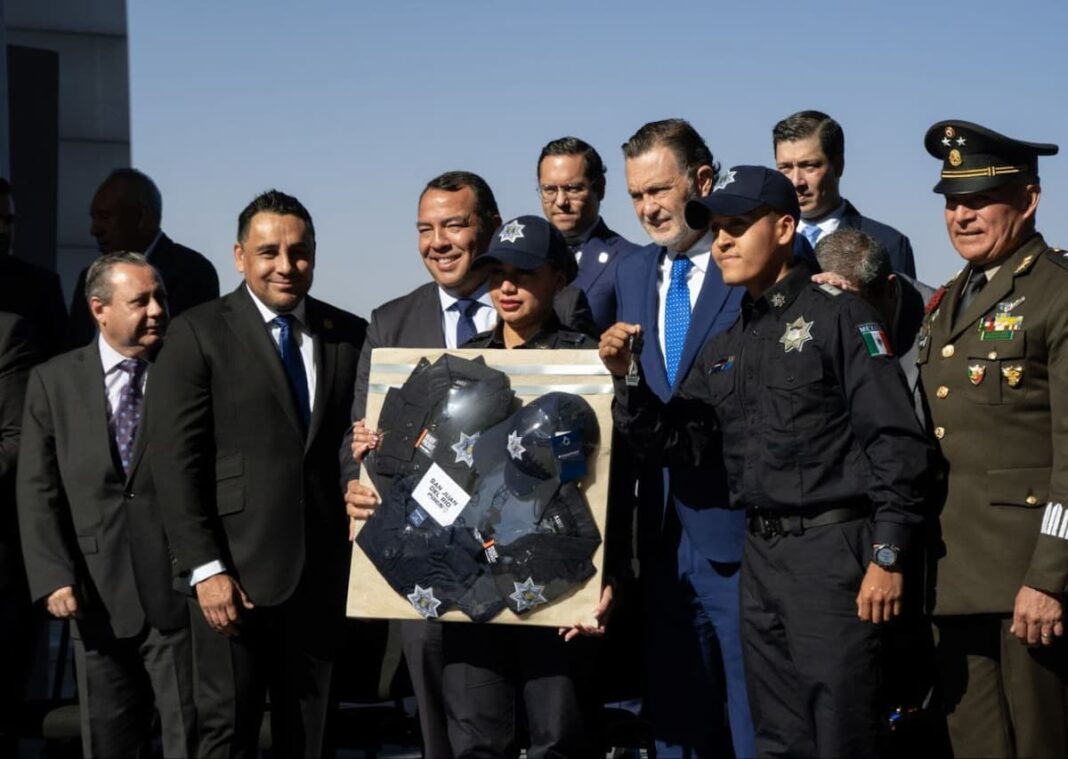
[478,215,572,273]
[685,165,800,230]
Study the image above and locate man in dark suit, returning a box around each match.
[150,190,367,758]
[614,119,753,756]
[537,137,642,333]
[773,110,917,277]
[0,178,68,357]
[66,168,219,348]
[16,253,195,758]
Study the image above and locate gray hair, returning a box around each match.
[814,228,891,297]
[85,251,156,304]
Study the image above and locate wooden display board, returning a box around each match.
[346,348,613,628]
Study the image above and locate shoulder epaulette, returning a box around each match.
[817,283,842,297]
[1045,247,1068,273]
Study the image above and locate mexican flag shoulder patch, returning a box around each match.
[858,323,893,357]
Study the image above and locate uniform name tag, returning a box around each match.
[412,462,471,527]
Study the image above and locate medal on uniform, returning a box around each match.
[1001,365,1023,388]
[509,577,548,612]
[978,303,1023,341]
[407,585,443,619]
[968,364,986,385]
[779,316,814,353]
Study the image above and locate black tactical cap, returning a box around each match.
[924,120,1059,194]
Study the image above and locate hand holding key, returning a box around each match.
[599,323,642,378]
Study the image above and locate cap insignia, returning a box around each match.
[949,149,963,167]
[506,430,526,461]
[498,220,525,243]
[407,585,442,619]
[510,577,548,612]
[713,169,737,192]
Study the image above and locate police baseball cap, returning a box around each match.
[685,165,801,229]
[924,120,1059,194]
[477,215,572,273]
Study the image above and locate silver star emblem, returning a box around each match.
[407,585,442,619]
[941,136,951,147]
[451,431,479,467]
[956,136,966,146]
[498,220,525,243]
[506,430,526,461]
[509,577,548,612]
[713,169,737,191]
[770,293,786,308]
[779,316,814,353]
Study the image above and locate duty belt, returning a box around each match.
[747,505,869,540]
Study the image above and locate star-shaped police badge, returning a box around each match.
[506,430,526,461]
[713,168,737,192]
[407,585,442,619]
[499,220,525,243]
[770,293,786,308]
[451,431,479,467]
[510,577,548,612]
[779,316,814,353]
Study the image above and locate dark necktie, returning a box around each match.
[114,358,147,475]
[272,314,311,428]
[664,255,693,386]
[455,298,480,348]
[956,269,988,318]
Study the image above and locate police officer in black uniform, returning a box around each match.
[600,166,934,757]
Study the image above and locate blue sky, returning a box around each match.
[128,1,1068,317]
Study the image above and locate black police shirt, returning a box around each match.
[614,260,933,550]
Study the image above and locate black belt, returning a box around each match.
[747,505,869,540]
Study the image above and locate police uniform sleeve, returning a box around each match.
[835,296,933,549]
[1025,255,1068,594]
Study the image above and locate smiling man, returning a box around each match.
[149,190,367,758]
[601,165,933,756]
[918,120,1068,758]
[773,110,916,277]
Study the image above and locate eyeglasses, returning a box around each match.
[537,183,589,201]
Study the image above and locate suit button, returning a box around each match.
[934,426,945,439]
[987,351,998,360]
[124,491,134,499]
[942,345,955,358]
[936,386,949,399]
[1026,495,1038,506]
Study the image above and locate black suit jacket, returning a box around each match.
[0,255,68,358]
[65,233,220,349]
[839,199,917,278]
[16,341,186,639]
[149,286,367,614]
[0,313,34,593]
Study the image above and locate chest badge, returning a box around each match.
[979,305,1023,341]
[780,316,814,353]
[1002,365,1023,388]
[968,364,986,385]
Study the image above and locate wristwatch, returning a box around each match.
[872,544,901,570]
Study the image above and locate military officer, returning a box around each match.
[919,120,1068,758]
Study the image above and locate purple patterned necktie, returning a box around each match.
[114,358,147,475]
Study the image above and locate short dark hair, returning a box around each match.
[85,251,158,304]
[622,119,720,183]
[537,137,606,186]
[773,110,845,168]
[100,168,163,226]
[814,228,891,298]
[237,189,316,245]
[420,171,500,233]
[0,177,10,195]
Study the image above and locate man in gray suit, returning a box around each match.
[17,252,195,758]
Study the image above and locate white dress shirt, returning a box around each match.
[656,231,714,360]
[98,335,149,432]
[797,201,846,244]
[438,284,495,348]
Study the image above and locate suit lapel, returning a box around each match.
[73,343,123,480]
[639,248,671,400]
[224,287,305,439]
[573,220,612,293]
[675,262,731,389]
[304,298,336,450]
[420,283,449,348]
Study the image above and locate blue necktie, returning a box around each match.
[114,358,146,475]
[664,255,693,386]
[455,298,480,348]
[272,315,311,428]
[801,224,822,248]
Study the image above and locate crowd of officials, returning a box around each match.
[0,109,1066,759]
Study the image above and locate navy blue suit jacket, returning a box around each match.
[573,219,642,334]
[839,199,916,278]
[615,244,745,562]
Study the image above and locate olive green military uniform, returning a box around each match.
[918,233,1068,757]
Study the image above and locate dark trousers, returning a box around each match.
[189,591,334,759]
[402,619,453,758]
[73,623,196,759]
[935,614,1068,758]
[741,519,882,758]
[441,623,598,758]
[644,524,754,758]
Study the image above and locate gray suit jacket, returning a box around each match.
[17,342,186,640]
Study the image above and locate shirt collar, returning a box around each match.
[665,230,713,274]
[747,259,814,316]
[245,283,308,327]
[438,282,492,313]
[485,312,563,349]
[799,200,847,233]
[98,334,134,374]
